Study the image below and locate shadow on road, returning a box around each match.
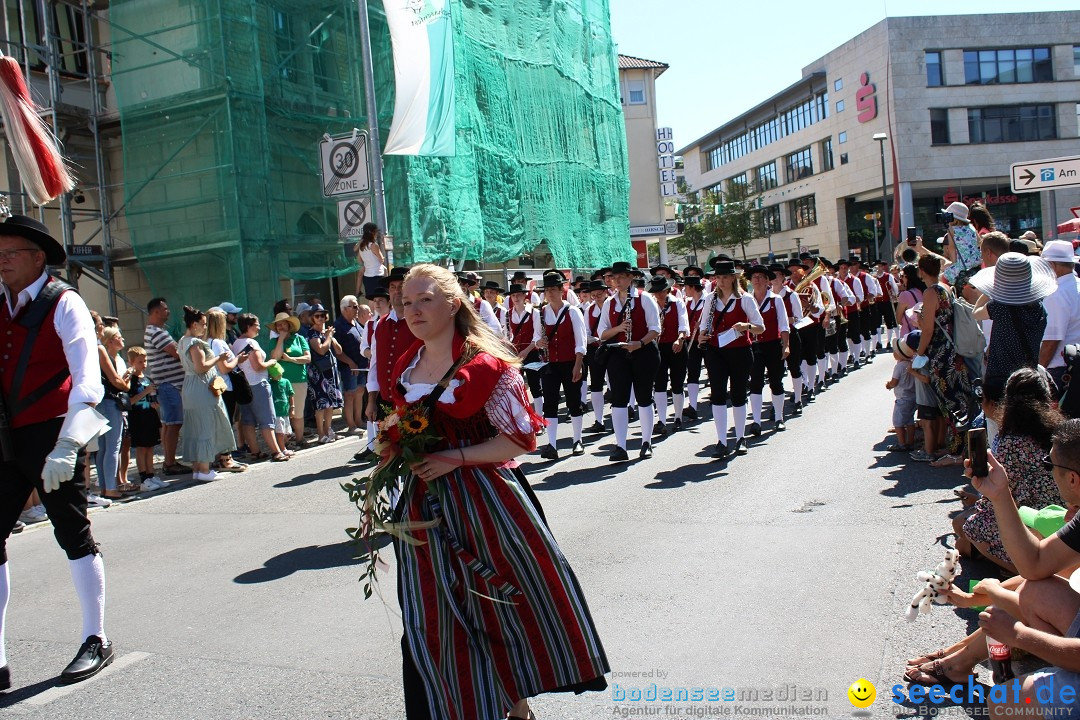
[879,462,962,498]
[0,676,61,708]
[233,538,388,584]
[274,463,360,488]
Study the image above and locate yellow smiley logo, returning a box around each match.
[847,678,876,708]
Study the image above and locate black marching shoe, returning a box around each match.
[628,407,638,422]
[572,440,585,456]
[792,404,802,417]
[712,442,730,459]
[60,635,114,684]
[584,421,605,434]
[0,664,10,691]
[639,442,653,459]
[653,422,667,438]
[539,445,559,461]
[733,438,748,456]
[683,406,699,420]
[775,420,787,432]
[673,418,682,431]
[610,446,629,462]
[747,422,761,438]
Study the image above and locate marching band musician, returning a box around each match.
[456,272,502,334]
[837,258,866,369]
[535,273,588,460]
[480,280,507,331]
[821,260,856,380]
[771,264,806,414]
[698,259,764,459]
[648,275,689,435]
[857,260,881,361]
[596,261,661,462]
[873,259,900,351]
[682,276,707,420]
[365,266,417,422]
[358,283,390,454]
[785,258,825,402]
[505,283,544,419]
[583,279,609,434]
[745,265,791,436]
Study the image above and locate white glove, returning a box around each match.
[42,438,81,493]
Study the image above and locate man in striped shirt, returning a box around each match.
[143,297,190,475]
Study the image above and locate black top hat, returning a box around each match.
[456,271,479,286]
[768,263,789,277]
[367,284,390,300]
[647,275,672,293]
[711,259,737,276]
[507,283,527,295]
[683,266,704,276]
[587,279,606,292]
[744,264,771,279]
[650,264,672,275]
[511,271,529,280]
[541,273,565,289]
[786,258,805,269]
[610,261,634,275]
[481,280,505,294]
[683,276,704,289]
[387,266,409,283]
[0,215,65,265]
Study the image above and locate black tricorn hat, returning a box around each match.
[647,275,672,293]
[0,215,65,265]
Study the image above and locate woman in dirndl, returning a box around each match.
[391,264,609,720]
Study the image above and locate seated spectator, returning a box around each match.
[956,368,1065,570]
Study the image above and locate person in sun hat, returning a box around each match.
[940,200,982,287]
[1038,240,1080,395]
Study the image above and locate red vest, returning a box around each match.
[686,295,705,337]
[542,305,577,363]
[373,314,417,401]
[494,305,506,325]
[707,295,751,348]
[658,299,680,344]
[508,309,534,354]
[0,278,74,428]
[587,304,602,338]
[842,275,859,315]
[779,288,798,327]
[606,294,649,343]
[754,293,782,344]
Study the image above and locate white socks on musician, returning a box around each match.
[69,554,106,643]
[839,350,849,370]
[0,561,8,667]
[750,393,763,423]
[546,418,558,448]
[733,405,747,440]
[639,404,655,445]
[580,383,588,405]
[792,376,803,405]
[629,387,637,407]
[612,406,629,449]
[366,421,376,450]
[654,392,668,425]
[572,415,583,443]
[772,395,785,423]
[591,392,605,425]
[712,404,728,444]
[688,383,700,410]
[673,392,685,420]
[818,358,828,383]
[874,329,882,349]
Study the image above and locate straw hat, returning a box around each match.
[271,312,301,333]
[967,252,1057,305]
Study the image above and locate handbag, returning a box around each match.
[229,367,253,404]
[210,375,227,397]
[313,351,335,373]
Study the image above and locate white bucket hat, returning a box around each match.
[941,201,970,222]
[1041,240,1077,264]
[968,252,1058,305]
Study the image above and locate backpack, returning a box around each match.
[933,286,986,359]
[1061,344,1080,419]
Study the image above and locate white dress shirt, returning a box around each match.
[596,290,662,337]
[532,302,587,355]
[365,309,406,394]
[1042,272,1080,368]
[657,296,690,335]
[753,290,790,333]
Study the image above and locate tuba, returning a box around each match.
[794,258,827,316]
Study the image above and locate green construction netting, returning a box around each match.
[110,0,631,319]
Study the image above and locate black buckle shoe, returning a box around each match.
[60,635,114,684]
[639,442,653,459]
[792,404,803,417]
[610,447,629,462]
[747,422,761,437]
[653,422,667,438]
[733,438,748,456]
[0,664,10,691]
[539,445,559,461]
[775,420,787,431]
[683,406,698,420]
[572,441,585,456]
[712,442,729,459]
[673,418,682,431]
[584,421,605,434]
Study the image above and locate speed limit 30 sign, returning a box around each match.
[320,131,370,198]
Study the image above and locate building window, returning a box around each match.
[785,147,813,184]
[757,204,781,236]
[839,153,849,165]
[756,162,778,191]
[700,89,828,168]
[838,131,847,144]
[791,196,817,229]
[1075,46,1080,75]
[926,51,944,87]
[836,99,845,113]
[626,78,646,105]
[968,104,1056,143]
[929,108,950,144]
[964,48,1052,85]
[821,137,834,171]
[834,78,843,91]
[727,173,747,192]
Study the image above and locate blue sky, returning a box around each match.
[608,0,1078,149]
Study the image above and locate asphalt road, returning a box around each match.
[1,356,1009,719]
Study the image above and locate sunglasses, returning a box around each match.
[313,313,328,319]
[1042,454,1080,475]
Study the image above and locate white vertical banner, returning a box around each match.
[382,0,456,156]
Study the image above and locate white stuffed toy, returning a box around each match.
[904,549,961,622]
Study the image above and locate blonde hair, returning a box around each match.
[126,346,146,361]
[404,263,520,366]
[206,309,227,340]
[101,326,122,345]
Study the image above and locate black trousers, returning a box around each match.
[750,339,786,395]
[844,309,861,346]
[686,343,704,385]
[798,323,818,370]
[703,344,753,406]
[786,328,803,378]
[654,342,688,394]
[541,360,584,418]
[521,350,542,400]
[0,418,97,564]
[606,342,660,408]
[815,322,829,359]
[877,301,897,329]
[860,306,875,343]
[586,346,607,392]
[824,318,841,355]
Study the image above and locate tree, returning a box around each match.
[713,180,760,261]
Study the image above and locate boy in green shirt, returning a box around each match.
[268,363,295,457]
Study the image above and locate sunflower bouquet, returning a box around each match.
[343,400,444,598]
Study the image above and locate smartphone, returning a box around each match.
[968,428,988,477]
[906,227,917,246]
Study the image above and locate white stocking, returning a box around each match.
[0,562,8,666]
[673,392,685,420]
[732,405,747,440]
[711,404,728,444]
[750,393,763,423]
[653,392,668,424]
[572,415,583,443]
[687,383,700,410]
[639,404,655,446]
[792,376,803,405]
[612,407,629,449]
[545,418,558,448]
[772,395,785,424]
[591,392,605,425]
[69,554,106,643]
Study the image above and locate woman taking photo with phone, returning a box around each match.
[232,313,288,462]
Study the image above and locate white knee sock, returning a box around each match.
[792,376,803,405]
[653,392,668,424]
[69,554,106,643]
[712,404,728,444]
[366,421,377,450]
[673,392,685,420]
[546,418,558,448]
[580,383,588,405]
[612,407,629,449]
[817,358,828,383]
[772,394,785,424]
[0,562,8,667]
[839,350,848,369]
[874,329,882,349]
[591,392,605,425]
[639,404,655,445]
[750,393,763,423]
[688,383,699,410]
[733,405,747,440]
[572,415,583,443]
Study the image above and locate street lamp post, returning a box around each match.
[872,132,889,260]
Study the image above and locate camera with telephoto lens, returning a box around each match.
[935,211,954,224]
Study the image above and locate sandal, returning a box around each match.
[245,452,270,462]
[931,453,964,468]
[886,443,912,452]
[906,647,948,667]
[904,659,976,688]
[117,482,141,494]
[271,453,290,462]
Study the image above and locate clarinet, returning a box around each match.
[699,293,717,344]
[0,384,14,462]
[621,291,634,344]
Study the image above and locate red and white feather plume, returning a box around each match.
[0,51,75,205]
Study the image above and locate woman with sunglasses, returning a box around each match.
[307,304,344,443]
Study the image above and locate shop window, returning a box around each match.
[930,108,950,145]
[926,51,944,87]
